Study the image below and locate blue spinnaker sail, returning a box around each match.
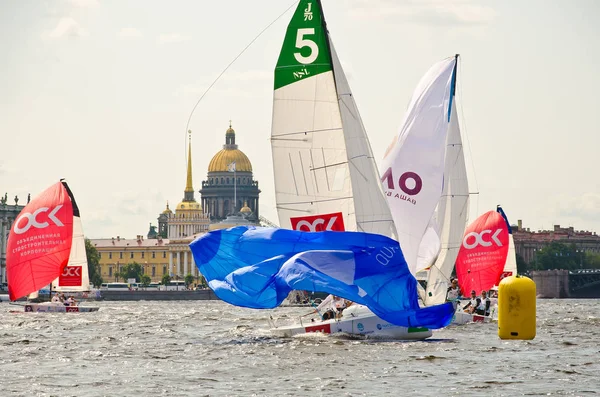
[190,226,454,329]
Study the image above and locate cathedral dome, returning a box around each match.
[240,201,252,214]
[162,202,173,215]
[207,125,253,173]
[208,149,252,173]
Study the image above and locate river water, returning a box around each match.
[0,299,598,396]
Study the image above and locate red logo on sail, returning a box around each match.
[455,211,509,296]
[6,182,74,301]
[58,266,83,287]
[290,212,345,232]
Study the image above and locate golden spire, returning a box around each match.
[185,129,193,193]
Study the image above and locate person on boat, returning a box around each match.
[51,293,61,303]
[446,278,461,302]
[462,290,481,314]
[333,296,346,318]
[64,296,74,306]
[475,290,491,316]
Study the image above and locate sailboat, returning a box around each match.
[266,0,453,339]
[451,207,512,323]
[6,180,99,313]
[189,0,454,339]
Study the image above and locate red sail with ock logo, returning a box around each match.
[455,210,509,297]
[6,182,74,301]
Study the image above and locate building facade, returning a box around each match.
[199,124,260,220]
[513,220,600,265]
[0,194,26,283]
[91,235,172,282]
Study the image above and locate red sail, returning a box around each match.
[6,182,74,301]
[455,211,509,296]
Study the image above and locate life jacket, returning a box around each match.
[446,286,460,301]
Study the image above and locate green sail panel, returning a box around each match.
[274,0,332,90]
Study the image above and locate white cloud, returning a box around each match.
[41,17,89,40]
[67,0,99,7]
[158,33,191,44]
[349,0,495,26]
[118,27,142,39]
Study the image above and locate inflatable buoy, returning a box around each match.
[498,275,536,340]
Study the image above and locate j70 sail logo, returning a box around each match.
[290,212,345,232]
[380,167,422,205]
[462,229,503,249]
[303,2,313,21]
[13,205,64,234]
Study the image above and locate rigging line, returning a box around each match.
[184,0,299,162]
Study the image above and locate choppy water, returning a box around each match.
[0,299,598,396]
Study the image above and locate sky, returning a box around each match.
[1,0,599,239]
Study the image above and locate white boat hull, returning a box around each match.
[270,305,432,340]
[21,302,99,313]
[450,301,496,324]
[451,310,492,325]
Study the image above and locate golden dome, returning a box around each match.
[240,201,252,214]
[207,124,253,172]
[176,201,202,211]
[208,149,252,173]
[162,202,173,215]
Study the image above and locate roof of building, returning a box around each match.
[91,237,170,248]
[207,125,252,173]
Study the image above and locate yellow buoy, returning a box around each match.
[498,275,536,340]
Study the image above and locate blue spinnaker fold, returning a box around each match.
[190,226,454,329]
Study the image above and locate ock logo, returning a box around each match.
[290,212,345,232]
[13,205,64,234]
[62,266,81,277]
[463,229,503,249]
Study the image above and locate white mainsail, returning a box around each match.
[423,95,470,306]
[271,0,395,238]
[381,57,458,275]
[504,235,518,276]
[51,200,90,293]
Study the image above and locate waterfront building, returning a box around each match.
[513,220,600,265]
[91,235,171,282]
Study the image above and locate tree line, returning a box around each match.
[517,241,600,273]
